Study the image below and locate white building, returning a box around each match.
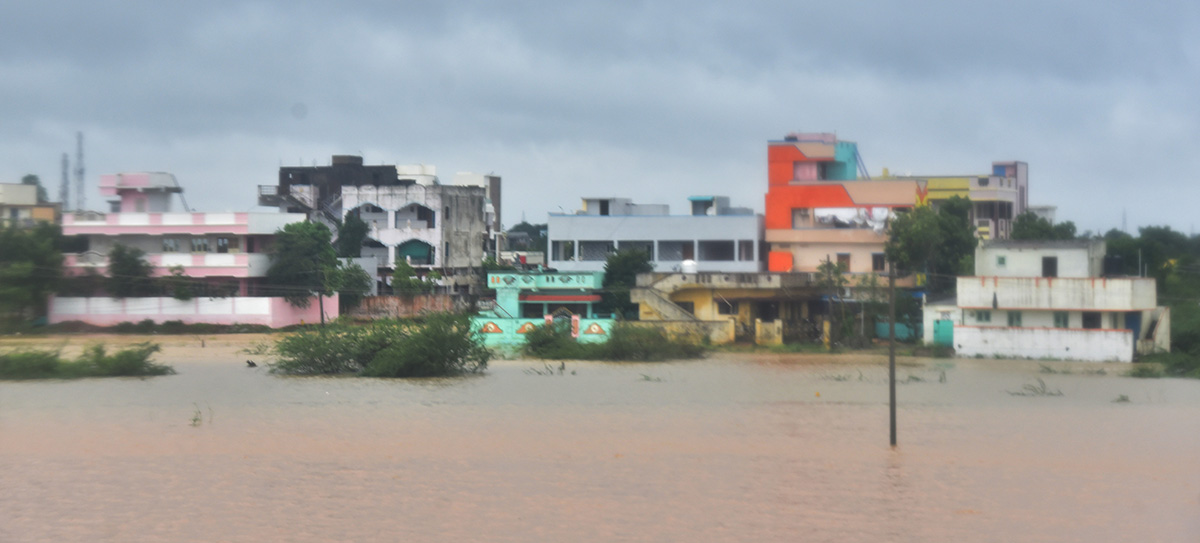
[948,239,1169,362]
[548,196,763,273]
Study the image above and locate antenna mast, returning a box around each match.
[74,132,85,211]
[59,153,70,211]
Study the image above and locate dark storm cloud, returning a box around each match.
[1,1,1198,231]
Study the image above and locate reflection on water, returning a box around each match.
[2,355,1198,542]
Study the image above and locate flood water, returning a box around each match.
[2,353,1198,542]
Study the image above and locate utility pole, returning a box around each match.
[74,132,85,211]
[59,153,70,211]
[888,265,897,447]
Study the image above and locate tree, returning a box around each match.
[885,196,977,294]
[21,174,48,204]
[334,261,373,309]
[335,214,369,258]
[816,257,850,339]
[107,243,157,298]
[600,249,652,319]
[161,265,195,301]
[266,221,338,308]
[1011,212,1077,241]
[0,223,63,320]
[392,259,434,294]
[507,222,548,252]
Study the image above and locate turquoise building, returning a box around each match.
[473,271,615,347]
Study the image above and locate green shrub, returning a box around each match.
[272,314,489,377]
[1136,352,1198,378]
[74,342,173,376]
[0,343,173,379]
[524,321,707,361]
[362,314,489,377]
[1127,363,1165,378]
[0,350,61,379]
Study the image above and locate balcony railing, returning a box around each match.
[957,276,1157,311]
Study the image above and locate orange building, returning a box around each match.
[764,133,914,281]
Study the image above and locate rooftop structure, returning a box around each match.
[547,196,763,273]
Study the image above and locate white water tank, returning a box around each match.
[681,259,698,273]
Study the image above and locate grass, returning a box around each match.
[1007,377,1064,397]
[0,342,174,380]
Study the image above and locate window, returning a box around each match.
[997,255,1006,267]
[579,241,615,261]
[717,300,738,315]
[836,253,850,270]
[1054,312,1069,328]
[1042,256,1058,278]
[738,240,755,261]
[216,237,230,253]
[657,241,692,261]
[552,240,575,261]
[162,238,181,253]
[1082,312,1101,329]
[698,240,735,261]
[978,176,989,187]
[191,237,210,253]
[618,240,654,260]
[675,301,695,315]
[792,208,810,228]
[872,253,885,272]
[976,310,991,323]
[1007,311,1022,327]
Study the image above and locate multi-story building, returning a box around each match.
[473,271,614,347]
[260,155,495,290]
[548,196,763,273]
[894,160,1029,240]
[949,239,1169,362]
[764,133,911,281]
[765,133,1031,280]
[0,183,59,227]
[52,172,331,327]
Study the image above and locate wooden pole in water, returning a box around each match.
[888,267,897,447]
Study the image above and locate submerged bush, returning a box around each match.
[524,321,707,362]
[0,342,173,379]
[1138,352,1200,378]
[272,313,489,377]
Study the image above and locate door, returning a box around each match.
[1042,256,1058,278]
[933,320,954,346]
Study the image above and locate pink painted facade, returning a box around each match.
[53,172,330,327]
[49,295,338,328]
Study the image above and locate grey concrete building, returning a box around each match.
[548,196,763,273]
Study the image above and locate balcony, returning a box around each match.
[64,252,272,278]
[957,276,1157,311]
[765,228,885,244]
[636,272,814,291]
[486,272,604,290]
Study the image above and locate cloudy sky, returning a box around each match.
[2,1,1198,234]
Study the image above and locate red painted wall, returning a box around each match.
[763,184,856,230]
[768,144,809,185]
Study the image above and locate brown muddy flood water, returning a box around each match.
[2,351,1199,542]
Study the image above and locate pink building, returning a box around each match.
[52,172,336,327]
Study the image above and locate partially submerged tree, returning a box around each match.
[266,221,338,308]
[392,259,434,295]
